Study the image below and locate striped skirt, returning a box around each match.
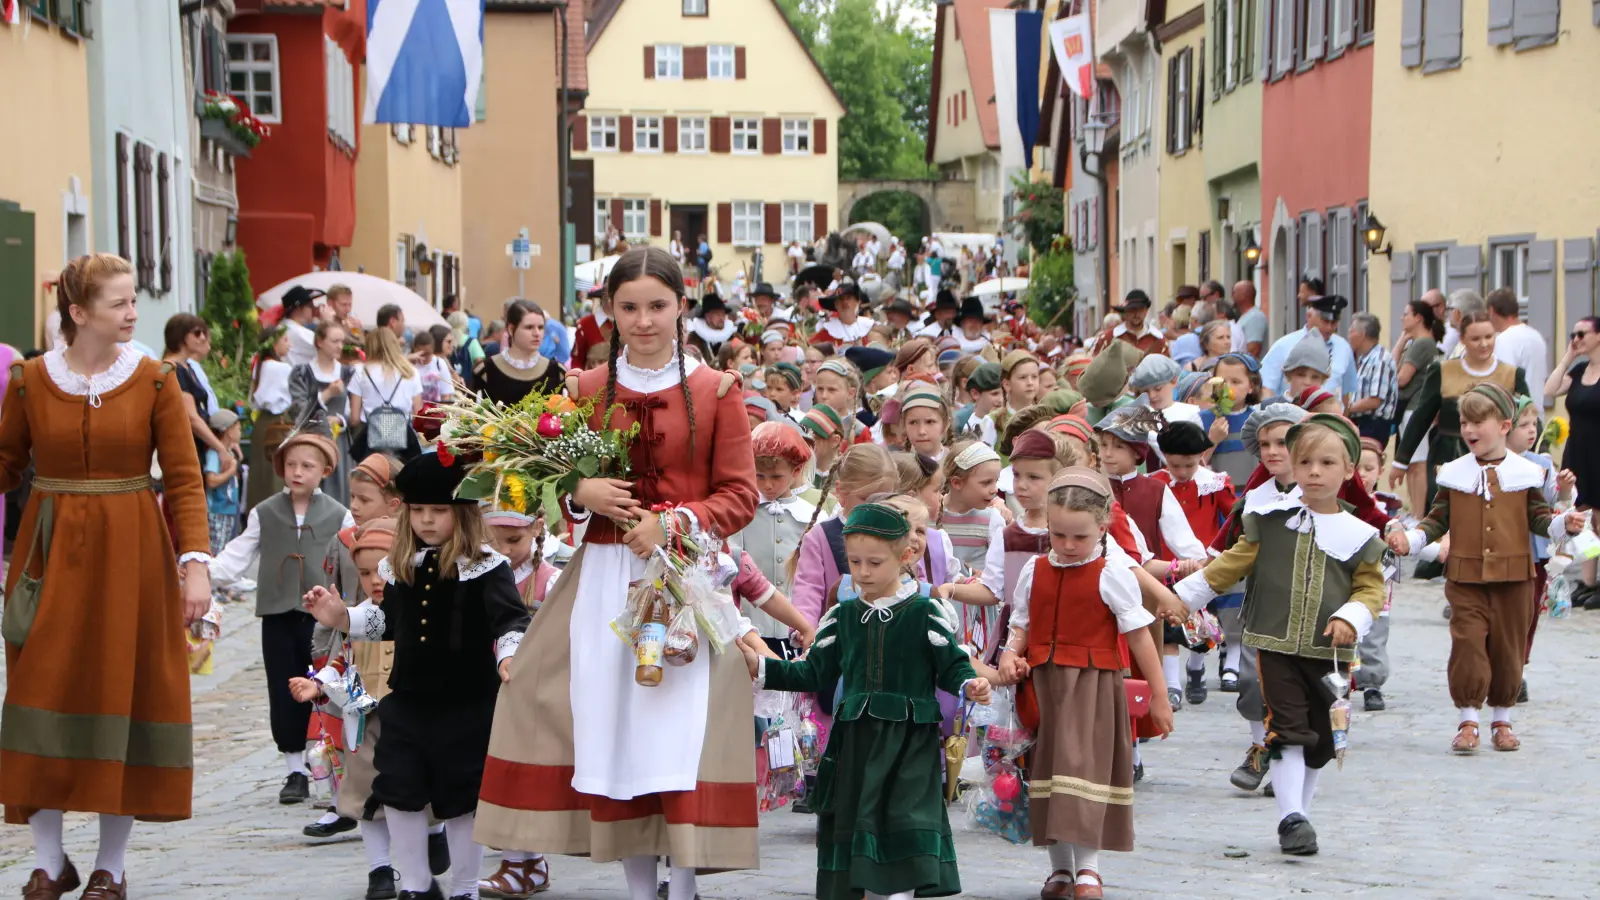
[1026,664,1135,851]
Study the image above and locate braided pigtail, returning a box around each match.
[676,315,696,459]
[786,458,840,584]
[603,326,622,412]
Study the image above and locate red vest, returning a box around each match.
[1112,474,1169,560]
[571,315,614,370]
[1025,555,1120,671]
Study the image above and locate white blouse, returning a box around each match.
[252,359,294,415]
[1007,544,1154,636]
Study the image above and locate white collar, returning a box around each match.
[823,317,875,341]
[1048,543,1105,568]
[377,545,510,584]
[1281,507,1378,562]
[311,357,341,379]
[512,557,535,585]
[1112,470,1140,483]
[1244,479,1303,515]
[44,344,144,406]
[499,348,545,370]
[759,491,815,521]
[688,316,737,346]
[1173,466,1232,497]
[859,576,921,621]
[1460,356,1498,377]
[616,344,701,393]
[593,307,609,328]
[1436,451,1545,499]
[1113,322,1160,340]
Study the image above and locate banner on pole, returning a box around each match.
[1049,14,1095,100]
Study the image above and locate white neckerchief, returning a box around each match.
[1171,466,1231,497]
[823,317,875,342]
[500,347,545,370]
[616,344,701,393]
[860,576,920,623]
[688,316,737,347]
[44,344,144,408]
[759,491,815,522]
[1244,479,1303,515]
[593,306,610,328]
[1436,451,1545,500]
[1282,507,1378,563]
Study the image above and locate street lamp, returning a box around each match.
[1079,112,1112,312]
[1242,231,1261,266]
[1363,211,1393,258]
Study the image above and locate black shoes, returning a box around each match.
[1277,813,1319,855]
[1132,761,1145,783]
[1219,667,1240,693]
[1185,669,1207,705]
[366,867,398,900]
[428,830,451,877]
[1363,689,1386,711]
[1518,679,1530,704]
[279,772,311,804]
[1230,744,1270,792]
[398,882,443,900]
[304,815,359,838]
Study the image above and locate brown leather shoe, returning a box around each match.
[1490,721,1521,752]
[1039,871,1075,900]
[1451,721,1480,754]
[21,859,80,900]
[1073,869,1104,900]
[76,871,125,900]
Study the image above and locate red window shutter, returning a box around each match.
[644,45,655,79]
[814,118,827,154]
[650,200,662,237]
[573,115,588,151]
[685,45,707,79]
[735,46,747,79]
[814,203,828,238]
[717,203,732,244]
[711,117,731,153]
[764,203,781,244]
[663,116,678,153]
[762,118,781,155]
[961,90,968,120]
[619,115,634,152]
[610,198,625,232]
[115,133,130,262]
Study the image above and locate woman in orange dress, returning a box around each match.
[0,254,212,900]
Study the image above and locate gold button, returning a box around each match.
[425,584,431,591]
[421,619,428,626]
[1486,526,1493,532]
[420,636,427,643]
[421,601,428,608]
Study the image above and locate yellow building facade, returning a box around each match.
[345,120,465,310]
[1368,2,1600,359]
[0,12,94,349]
[577,0,844,289]
[1155,0,1208,296]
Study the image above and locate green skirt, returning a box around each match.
[814,718,960,900]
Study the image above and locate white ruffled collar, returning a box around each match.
[1047,543,1105,568]
[1165,466,1232,497]
[759,491,815,522]
[512,557,535,585]
[1244,479,1303,515]
[1282,507,1378,563]
[378,546,511,584]
[44,344,145,406]
[823,317,875,341]
[616,344,701,394]
[1436,451,1545,499]
[499,348,545,370]
[687,317,737,346]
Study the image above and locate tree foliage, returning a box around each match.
[199,251,261,411]
[1026,239,1076,328]
[1007,172,1066,258]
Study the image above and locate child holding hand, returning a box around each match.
[742,502,992,900]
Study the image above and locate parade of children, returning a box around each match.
[12,251,1600,900]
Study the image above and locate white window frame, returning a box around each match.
[634,115,662,153]
[1418,247,1448,295]
[655,44,683,79]
[621,198,648,239]
[1225,0,1241,88]
[781,202,814,244]
[1124,65,1141,139]
[1492,241,1530,309]
[731,201,763,247]
[394,239,409,285]
[732,117,761,154]
[594,198,611,241]
[225,34,282,123]
[781,118,811,154]
[1172,52,1192,153]
[589,115,618,151]
[324,36,356,149]
[679,116,708,153]
[708,44,736,80]
[683,0,707,13]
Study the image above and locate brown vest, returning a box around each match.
[1443,470,1536,584]
[1112,475,1168,560]
[1025,555,1119,670]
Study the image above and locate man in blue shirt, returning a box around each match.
[540,315,572,368]
[1259,294,1358,399]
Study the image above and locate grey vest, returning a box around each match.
[729,505,808,639]
[255,493,347,617]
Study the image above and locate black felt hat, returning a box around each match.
[281,285,325,315]
[883,296,916,321]
[750,281,780,299]
[820,280,863,312]
[933,289,960,313]
[1157,420,1213,456]
[697,292,729,317]
[958,295,990,324]
[395,451,475,506]
[1120,289,1152,311]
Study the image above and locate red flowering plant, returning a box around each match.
[202,90,272,148]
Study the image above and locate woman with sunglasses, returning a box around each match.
[1546,317,1600,609]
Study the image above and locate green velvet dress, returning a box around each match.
[762,580,975,900]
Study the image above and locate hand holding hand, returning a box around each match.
[182,563,212,627]
[1385,530,1410,554]
[1157,595,1188,625]
[1565,508,1587,535]
[792,626,816,651]
[1324,617,1358,647]
[288,677,322,703]
[964,677,993,705]
[574,477,641,522]
[998,651,1029,685]
[739,641,761,679]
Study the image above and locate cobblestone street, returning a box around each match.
[3,576,1599,899]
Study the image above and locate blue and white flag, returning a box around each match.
[988,8,1043,170]
[364,0,485,127]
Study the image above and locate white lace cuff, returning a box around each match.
[178,552,214,567]
[495,631,524,664]
[562,494,592,524]
[313,665,341,687]
[346,604,387,642]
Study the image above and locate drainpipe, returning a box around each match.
[557,0,571,325]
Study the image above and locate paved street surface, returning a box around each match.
[3,576,1599,899]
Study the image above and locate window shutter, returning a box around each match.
[814,118,827,154]
[763,118,781,155]
[651,200,663,237]
[610,198,624,231]
[619,115,634,152]
[685,46,707,79]
[1165,56,1177,154]
[1272,0,1293,76]
[1488,0,1514,45]
[135,145,155,291]
[1423,0,1463,74]
[1564,238,1597,323]
[710,116,730,153]
[157,152,171,293]
[1305,0,1326,61]
[1091,196,1099,248]
[735,46,747,79]
[1213,0,1227,94]
[717,202,732,244]
[1527,239,1558,368]
[1512,0,1560,50]
[1194,43,1203,143]
[1389,251,1415,333]
[645,45,656,79]
[1305,213,1323,282]
[1445,244,1483,295]
[573,115,588,151]
[115,133,130,263]
[1594,0,1599,28]
[764,203,781,244]
[814,202,828,238]
[1249,0,1262,80]
[1332,0,1354,51]
[1400,0,1424,68]
[663,116,678,153]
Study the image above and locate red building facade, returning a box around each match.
[1259,1,1378,336]
[230,0,365,295]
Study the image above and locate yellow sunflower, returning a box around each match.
[505,473,528,513]
[481,424,498,440]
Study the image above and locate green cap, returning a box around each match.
[842,502,911,541]
[966,362,1003,393]
[1467,381,1517,421]
[1288,412,1361,463]
[766,362,803,390]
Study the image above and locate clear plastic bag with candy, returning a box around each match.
[965,686,1033,844]
[1545,554,1574,619]
[1181,609,1223,653]
[664,604,700,667]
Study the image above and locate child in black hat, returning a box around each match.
[303,451,530,900]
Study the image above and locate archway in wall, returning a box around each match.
[847,190,932,251]
[1272,222,1295,341]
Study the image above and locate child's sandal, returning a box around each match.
[1451,721,1480,754]
[1073,869,1104,900]
[1490,721,1520,752]
[1039,870,1075,900]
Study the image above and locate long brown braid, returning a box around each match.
[601,245,698,458]
[675,313,697,459]
[786,458,840,584]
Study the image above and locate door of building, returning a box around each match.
[671,205,708,252]
[0,201,36,351]
[569,159,594,261]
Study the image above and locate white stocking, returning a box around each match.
[444,814,484,899]
[385,807,433,893]
[1301,764,1323,815]
[1185,648,1207,672]
[28,809,64,880]
[1271,746,1308,820]
[621,855,658,900]
[667,864,697,900]
[94,814,134,881]
[1046,842,1074,875]
[361,819,392,871]
[1071,844,1100,881]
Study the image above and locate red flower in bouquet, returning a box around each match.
[436,441,456,466]
[535,413,563,438]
